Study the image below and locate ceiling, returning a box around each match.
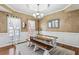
[5,4,69,16]
[0,4,79,17]
[64,4,79,12]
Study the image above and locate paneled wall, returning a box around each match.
[40,10,79,33]
[40,31,79,48]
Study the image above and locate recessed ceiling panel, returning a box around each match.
[7,4,69,16]
[29,4,48,11]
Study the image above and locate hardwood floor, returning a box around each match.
[0,45,15,55]
[0,43,75,55]
[57,42,79,55]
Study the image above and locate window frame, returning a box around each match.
[47,19,60,29]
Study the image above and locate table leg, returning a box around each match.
[43,50,50,55]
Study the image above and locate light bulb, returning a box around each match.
[40,13,44,17]
[36,12,40,15]
[33,13,36,17]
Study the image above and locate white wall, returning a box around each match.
[40,31,79,48]
[0,32,27,47]
[0,31,38,47]
[0,33,13,47]
[1,31,79,48]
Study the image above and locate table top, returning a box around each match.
[31,37,53,47]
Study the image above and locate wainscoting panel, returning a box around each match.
[0,31,38,47]
[40,31,79,48]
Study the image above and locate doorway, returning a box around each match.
[7,16,21,43]
[28,20,36,37]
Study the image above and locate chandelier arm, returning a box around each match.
[33,4,44,19]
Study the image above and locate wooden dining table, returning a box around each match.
[30,36,56,55]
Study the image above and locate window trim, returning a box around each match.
[47,19,60,29]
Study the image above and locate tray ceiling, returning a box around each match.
[0,4,79,17]
[6,4,68,16]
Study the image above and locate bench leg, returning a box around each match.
[43,50,50,55]
[33,45,38,52]
[29,42,33,47]
[27,41,32,47]
[26,40,30,46]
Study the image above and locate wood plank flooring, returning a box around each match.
[0,45,15,55]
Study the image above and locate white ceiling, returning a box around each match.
[6,4,69,16]
[29,4,48,11]
[0,4,79,17]
[65,4,79,12]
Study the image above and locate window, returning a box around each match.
[48,19,59,28]
[7,15,21,41]
[48,21,52,28]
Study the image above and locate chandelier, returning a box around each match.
[33,4,44,19]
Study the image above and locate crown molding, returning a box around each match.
[45,4,72,16]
